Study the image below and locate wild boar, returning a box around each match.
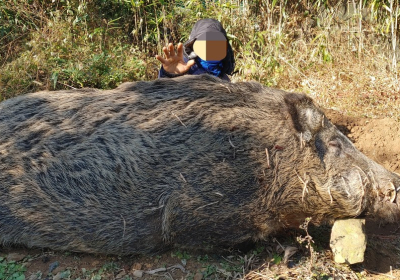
[0,74,399,255]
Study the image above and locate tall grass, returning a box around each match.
[0,0,399,118]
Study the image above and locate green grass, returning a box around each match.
[0,257,26,280]
[1,0,399,120]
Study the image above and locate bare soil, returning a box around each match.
[1,109,400,280]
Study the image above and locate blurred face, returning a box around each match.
[193,32,227,61]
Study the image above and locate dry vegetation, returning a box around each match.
[1,0,400,279]
[1,0,399,120]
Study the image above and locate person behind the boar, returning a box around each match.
[155,18,235,81]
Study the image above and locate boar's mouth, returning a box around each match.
[366,174,400,221]
[382,181,398,203]
[330,164,400,220]
[371,177,400,204]
[396,186,400,199]
[389,182,399,203]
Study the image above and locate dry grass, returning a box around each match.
[228,1,400,120]
[1,1,399,121]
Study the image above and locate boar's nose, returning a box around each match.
[382,182,398,203]
[387,182,399,203]
[396,185,400,201]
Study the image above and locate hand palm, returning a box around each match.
[155,43,195,75]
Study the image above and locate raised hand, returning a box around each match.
[155,43,195,75]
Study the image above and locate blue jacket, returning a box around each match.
[158,57,230,82]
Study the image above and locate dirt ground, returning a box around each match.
[1,109,400,280]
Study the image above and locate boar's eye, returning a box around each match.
[328,139,343,157]
[328,139,341,148]
[315,136,345,164]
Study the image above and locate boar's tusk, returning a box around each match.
[389,182,396,203]
[352,165,370,185]
[355,170,366,215]
[327,184,333,204]
[341,177,351,198]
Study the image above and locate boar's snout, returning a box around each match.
[310,117,400,222]
[385,177,400,203]
[375,179,398,205]
[371,167,400,202]
[385,181,398,203]
[396,181,400,201]
[368,170,400,222]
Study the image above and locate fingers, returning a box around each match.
[162,43,173,59]
[180,59,195,73]
[155,54,167,64]
[176,42,184,58]
[168,43,174,56]
[157,43,192,74]
[159,42,188,59]
[186,59,195,68]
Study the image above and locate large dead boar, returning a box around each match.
[0,74,399,255]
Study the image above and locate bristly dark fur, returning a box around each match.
[0,74,399,255]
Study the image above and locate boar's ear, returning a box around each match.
[284,92,325,142]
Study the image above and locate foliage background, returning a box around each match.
[0,0,399,118]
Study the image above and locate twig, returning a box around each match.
[179,173,187,183]
[195,201,219,211]
[278,55,314,89]
[273,152,280,185]
[214,192,224,197]
[296,171,309,202]
[145,267,167,275]
[300,132,306,149]
[168,264,185,273]
[171,112,186,127]
[120,214,126,240]
[57,81,77,90]
[298,218,315,270]
[220,83,231,93]
[228,137,236,148]
[221,256,236,265]
[265,148,270,168]
[272,238,285,251]
[229,137,240,159]
[144,264,185,276]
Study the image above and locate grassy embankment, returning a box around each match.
[1,0,399,118]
